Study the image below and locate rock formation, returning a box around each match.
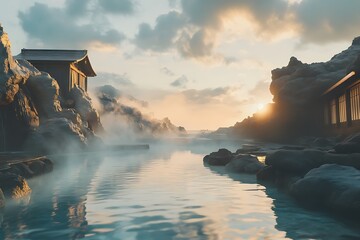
[95,85,186,138]
[223,37,360,141]
[291,164,360,217]
[203,147,265,174]
[0,24,102,153]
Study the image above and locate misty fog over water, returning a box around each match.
[1,139,360,240]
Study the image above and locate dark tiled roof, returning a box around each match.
[15,49,96,77]
[16,49,88,62]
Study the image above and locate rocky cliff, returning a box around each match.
[0,24,102,153]
[228,37,360,141]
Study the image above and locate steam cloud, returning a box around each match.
[94,85,186,143]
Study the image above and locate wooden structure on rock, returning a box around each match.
[323,71,360,135]
[16,49,96,98]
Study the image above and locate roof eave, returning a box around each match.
[322,71,356,96]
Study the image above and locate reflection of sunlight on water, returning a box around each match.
[1,145,360,239]
[257,155,266,163]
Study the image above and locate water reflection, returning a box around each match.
[0,144,359,239]
[207,163,360,240]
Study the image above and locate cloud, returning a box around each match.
[134,0,360,61]
[249,80,271,97]
[171,75,188,88]
[95,72,134,87]
[134,11,186,51]
[177,29,215,59]
[134,0,291,61]
[160,67,175,76]
[181,87,235,104]
[148,86,246,130]
[168,0,178,8]
[295,0,360,43]
[18,1,135,48]
[98,0,135,15]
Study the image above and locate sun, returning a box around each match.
[257,103,265,111]
[255,102,273,119]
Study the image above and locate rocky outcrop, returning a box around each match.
[203,147,265,174]
[0,25,103,153]
[225,154,265,174]
[220,36,360,141]
[68,86,103,133]
[255,148,360,220]
[291,164,360,218]
[334,132,360,154]
[95,84,186,137]
[203,148,233,166]
[265,149,360,175]
[0,173,31,199]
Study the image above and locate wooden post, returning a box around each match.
[346,89,352,127]
[336,96,340,128]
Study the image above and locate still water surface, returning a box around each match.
[1,142,360,240]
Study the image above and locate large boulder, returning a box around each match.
[25,118,87,153]
[203,148,233,166]
[26,72,62,118]
[225,154,265,174]
[265,149,326,175]
[68,86,103,133]
[291,164,360,218]
[0,173,31,199]
[334,132,360,153]
[265,149,360,176]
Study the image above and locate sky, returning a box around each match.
[1,0,359,130]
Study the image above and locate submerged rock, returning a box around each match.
[0,173,31,199]
[9,158,53,178]
[291,164,360,218]
[203,148,233,166]
[225,154,265,174]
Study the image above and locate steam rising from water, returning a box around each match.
[90,85,186,143]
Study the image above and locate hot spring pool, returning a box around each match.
[1,143,360,239]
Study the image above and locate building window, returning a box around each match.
[71,69,79,88]
[339,94,347,123]
[350,83,360,121]
[324,103,329,125]
[330,98,337,124]
[79,74,86,90]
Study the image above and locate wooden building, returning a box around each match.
[16,49,96,98]
[323,71,360,135]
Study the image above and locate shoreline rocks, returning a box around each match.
[291,164,360,218]
[203,146,265,174]
[0,156,53,207]
[204,140,360,221]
